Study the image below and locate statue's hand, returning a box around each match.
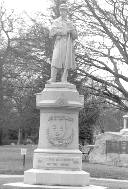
[56,36,61,40]
[67,25,74,33]
[67,29,73,34]
[57,31,62,35]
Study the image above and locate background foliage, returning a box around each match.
[0,0,127,145]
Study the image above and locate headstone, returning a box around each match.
[89,132,128,167]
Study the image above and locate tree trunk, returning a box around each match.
[0,128,3,145]
[0,58,3,145]
[17,128,22,145]
[0,59,3,110]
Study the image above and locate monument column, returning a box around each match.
[24,82,90,186]
[120,114,128,135]
[123,115,128,129]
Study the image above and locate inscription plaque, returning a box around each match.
[106,140,128,154]
[36,156,81,170]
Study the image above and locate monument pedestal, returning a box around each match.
[24,169,89,186]
[24,83,106,188]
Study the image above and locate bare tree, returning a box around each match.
[71,0,128,111]
[0,3,22,144]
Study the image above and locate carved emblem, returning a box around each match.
[56,93,67,106]
[47,115,74,147]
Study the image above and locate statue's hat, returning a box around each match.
[59,4,68,11]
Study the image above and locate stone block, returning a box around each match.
[24,169,90,186]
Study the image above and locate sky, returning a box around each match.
[1,0,51,13]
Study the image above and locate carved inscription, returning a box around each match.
[47,115,74,147]
[106,140,128,154]
[37,156,80,170]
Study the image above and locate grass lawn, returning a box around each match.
[0,177,23,189]
[0,145,35,175]
[83,162,128,180]
[0,145,128,188]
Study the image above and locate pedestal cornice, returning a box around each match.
[36,82,84,109]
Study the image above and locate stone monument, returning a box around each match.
[89,113,128,167]
[24,1,107,188]
[120,114,128,135]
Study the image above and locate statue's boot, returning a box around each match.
[47,67,57,83]
[61,69,68,83]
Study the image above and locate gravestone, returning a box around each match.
[89,132,128,167]
[89,113,128,167]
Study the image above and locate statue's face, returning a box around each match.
[60,9,68,18]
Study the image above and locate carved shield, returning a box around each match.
[47,115,74,147]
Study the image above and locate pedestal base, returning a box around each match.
[24,169,90,186]
[4,182,107,189]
